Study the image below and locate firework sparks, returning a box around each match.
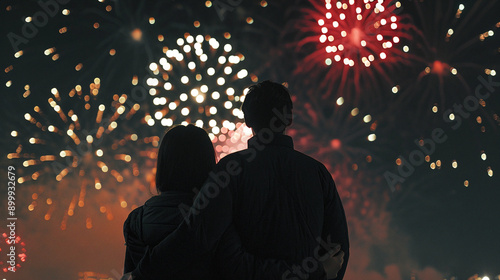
[293,0,412,100]
[393,0,499,113]
[384,1,500,188]
[145,31,257,158]
[75,0,192,77]
[288,93,377,172]
[1,0,194,93]
[204,0,269,24]
[7,79,158,228]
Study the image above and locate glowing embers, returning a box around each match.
[288,94,377,170]
[7,81,158,229]
[130,28,143,42]
[426,60,456,77]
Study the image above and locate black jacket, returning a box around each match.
[123,192,216,279]
[124,186,308,279]
[131,134,349,279]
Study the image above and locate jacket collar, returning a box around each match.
[248,133,294,149]
[145,191,194,207]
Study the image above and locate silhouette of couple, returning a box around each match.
[121,81,349,279]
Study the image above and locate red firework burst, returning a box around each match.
[294,0,413,100]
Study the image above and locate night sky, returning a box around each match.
[1,0,499,279]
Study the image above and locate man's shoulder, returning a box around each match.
[291,149,329,170]
[220,147,326,164]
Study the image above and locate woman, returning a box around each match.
[123,125,343,279]
[123,125,217,278]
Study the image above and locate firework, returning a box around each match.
[292,0,413,101]
[145,31,257,158]
[288,93,378,172]
[393,0,499,113]
[1,0,195,95]
[202,0,294,81]
[383,0,500,190]
[7,80,158,228]
[72,0,193,81]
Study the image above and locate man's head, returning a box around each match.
[241,80,293,134]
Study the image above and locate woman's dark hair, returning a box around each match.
[241,80,293,133]
[155,124,216,194]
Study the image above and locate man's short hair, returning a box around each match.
[241,80,293,133]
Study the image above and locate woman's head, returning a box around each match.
[155,124,216,194]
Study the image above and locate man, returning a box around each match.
[125,81,349,279]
